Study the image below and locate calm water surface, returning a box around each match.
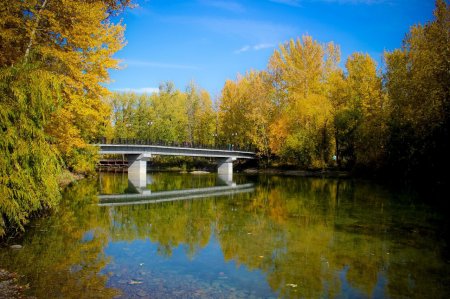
[1,172,449,298]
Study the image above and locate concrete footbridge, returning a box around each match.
[93,141,256,186]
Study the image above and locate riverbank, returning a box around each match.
[57,170,85,188]
[0,170,85,298]
[0,268,31,299]
[242,168,351,178]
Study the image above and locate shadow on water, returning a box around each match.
[1,173,449,298]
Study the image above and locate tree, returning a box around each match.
[0,0,130,235]
[218,76,253,148]
[332,53,386,170]
[195,89,215,146]
[0,0,127,171]
[217,70,275,156]
[267,36,339,168]
[245,71,276,162]
[0,66,61,236]
[384,0,450,181]
[151,82,188,144]
[185,82,215,146]
[109,92,139,139]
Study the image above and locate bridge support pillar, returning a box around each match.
[217,157,236,183]
[128,153,152,188]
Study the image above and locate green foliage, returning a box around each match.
[330,53,387,170]
[0,0,129,236]
[0,178,119,298]
[107,81,215,146]
[0,66,61,236]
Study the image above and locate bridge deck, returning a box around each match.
[95,144,255,159]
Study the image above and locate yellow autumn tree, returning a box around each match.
[218,76,253,149]
[331,53,386,169]
[268,36,340,168]
[245,71,276,161]
[185,82,215,146]
[218,70,275,155]
[0,0,130,235]
[347,53,386,169]
[2,0,127,172]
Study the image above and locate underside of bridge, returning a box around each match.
[126,153,237,187]
[96,144,255,187]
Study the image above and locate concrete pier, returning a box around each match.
[217,157,236,185]
[128,153,152,188]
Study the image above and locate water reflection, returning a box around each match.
[0,179,120,298]
[0,173,449,298]
[98,173,254,206]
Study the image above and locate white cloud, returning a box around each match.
[123,59,199,70]
[253,43,275,50]
[234,43,275,54]
[234,45,251,54]
[113,87,159,94]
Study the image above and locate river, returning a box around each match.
[1,172,449,298]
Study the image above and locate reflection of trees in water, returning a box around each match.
[98,172,223,194]
[0,179,120,298]
[104,199,215,258]
[103,175,449,298]
[3,175,447,298]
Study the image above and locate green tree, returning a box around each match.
[109,92,138,139]
[332,53,386,170]
[0,67,61,236]
[0,0,129,235]
[185,82,215,146]
[151,82,188,144]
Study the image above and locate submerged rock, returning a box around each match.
[0,269,30,298]
[190,170,210,174]
[136,290,147,297]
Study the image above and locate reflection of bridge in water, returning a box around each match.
[98,183,255,207]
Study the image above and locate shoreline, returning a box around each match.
[0,268,30,299]
[97,166,352,178]
[242,168,351,178]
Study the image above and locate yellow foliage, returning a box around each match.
[0,0,130,234]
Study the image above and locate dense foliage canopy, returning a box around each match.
[0,0,129,236]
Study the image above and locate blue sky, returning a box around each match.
[109,0,436,98]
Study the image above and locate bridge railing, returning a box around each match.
[93,137,256,153]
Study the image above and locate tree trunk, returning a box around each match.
[24,0,48,63]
